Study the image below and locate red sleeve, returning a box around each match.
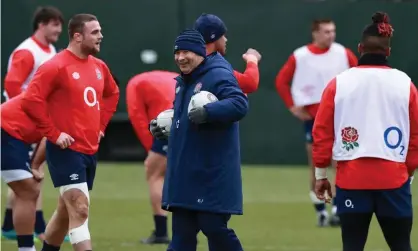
[345,48,358,67]
[312,78,337,168]
[21,62,61,143]
[4,50,34,98]
[406,82,418,174]
[126,83,153,151]
[233,62,259,94]
[100,64,120,133]
[275,54,296,108]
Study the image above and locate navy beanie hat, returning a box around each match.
[194,13,227,44]
[173,29,206,57]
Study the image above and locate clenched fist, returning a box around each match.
[242,48,262,63]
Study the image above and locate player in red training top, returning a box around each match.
[1,94,47,251]
[2,6,65,243]
[126,70,177,244]
[21,14,119,251]
[275,18,358,227]
[313,12,418,251]
[194,13,261,94]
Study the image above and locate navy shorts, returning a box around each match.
[46,141,97,190]
[150,138,168,156]
[1,129,33,183]
[336,181,412,218]
[303,119,314,143]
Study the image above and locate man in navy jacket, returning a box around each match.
[150,29,248,251]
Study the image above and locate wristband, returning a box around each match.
[315,167,328,180]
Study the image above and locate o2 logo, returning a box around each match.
[384,126,404,156]
[83,87,100,110]
[345,199,354,209]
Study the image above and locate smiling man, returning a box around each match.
[150,29,248,251]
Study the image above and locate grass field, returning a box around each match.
[1,163,417,251]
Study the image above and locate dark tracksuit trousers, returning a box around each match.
[167,208,243,251]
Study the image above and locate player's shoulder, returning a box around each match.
[331,42,346,50]
[90,56,109,69]
[91,56,105,65]
[49,44,57,54]
[388,68,410,78]
[37,53,62,71]
[13,37,35,51]
[336,66,367,79]
[128,72,152,87]
[293,45,309,56]
[337,66,411,83]
[207,66,236,84]
[155,70,179,80]
[206,54,235,78]
[386,68,412,86]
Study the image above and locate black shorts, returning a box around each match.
[46,141,97,190]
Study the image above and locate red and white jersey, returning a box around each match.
[4,37,56,99]
[291,43,350,106]
[313,61,418,190]
[333,67,411,162]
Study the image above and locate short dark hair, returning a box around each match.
[311,19,334,32]
[361,12,394,53]
[32,6,64,32]
[68,14,98,39]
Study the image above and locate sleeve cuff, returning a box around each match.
[47,130,61,145]
[315,167,328,180]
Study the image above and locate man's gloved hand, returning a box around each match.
[188,107,208,124]
[149,119,168,140]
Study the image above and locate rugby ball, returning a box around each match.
[188,91,218,113]
[156,109,174,134]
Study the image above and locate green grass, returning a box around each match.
[2,163,417,251]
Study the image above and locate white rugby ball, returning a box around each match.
[188,91,218,113]
[156,109,174,134]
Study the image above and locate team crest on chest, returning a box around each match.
[95,68,102,80]
[194,83,202,93]
[72,72,80,80]
[175,86,181,94]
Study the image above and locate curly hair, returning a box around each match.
[361,12,394,53]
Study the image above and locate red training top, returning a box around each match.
[126,70,177,151]
[233,61,259,94]
[1,94,43,144]
[275,44,358,117]
[21,49,120,155]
